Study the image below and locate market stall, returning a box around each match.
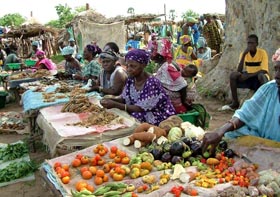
[40,135,280,197]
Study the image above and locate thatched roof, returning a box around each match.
[0,24,58,38]
[68,9,165,26]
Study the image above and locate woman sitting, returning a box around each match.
[196,37,212,61]
[174,35,202,67]
[59,46,81,79]
[73,44,102,82]
[34,50,57,70]
[88,50,127,96]
[100,49,176,125]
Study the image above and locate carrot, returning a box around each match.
[206,158,220,165]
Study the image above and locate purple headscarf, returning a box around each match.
[125,49,150,65]
[36,50,45,57]
[86,44,102,56]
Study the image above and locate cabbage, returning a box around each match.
[168,127,183,142]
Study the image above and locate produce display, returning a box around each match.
[61,95,101,113]
[9,69,51,80]
[0,142,29,162]
[0,112,26,131]
[0,142,38,185]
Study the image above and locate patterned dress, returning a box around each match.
[202,21,222,53]
[82,60,101,78]
[121,76,176,125]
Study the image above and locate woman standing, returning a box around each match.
[100,49,175,125]
[89,50,127,96]
[74,44,102,82]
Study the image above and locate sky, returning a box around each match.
[1,0,225,24]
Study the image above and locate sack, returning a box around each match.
[190,103,211,129]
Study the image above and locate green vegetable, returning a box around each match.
[0,142,29,162]
[0,160,38,183]
[103,191,122,197]
[168,127,183,142]
[93,186,111,196]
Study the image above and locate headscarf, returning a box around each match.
[125,49,150,65]
[180,35,191,45]
[86,44,102,56]
[68,38,75,42]
[35,50,45,57]
[157,38,173,63]
[61,46,74,55]
[99,50,119,61]
[32,41,39,47]
[187,17,198,24]
[197,37,207,48]
[272,48,280,62]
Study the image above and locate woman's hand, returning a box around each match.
[100,98,117,109]
[202,128,224,155]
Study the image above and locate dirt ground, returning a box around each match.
[0,96,234,197]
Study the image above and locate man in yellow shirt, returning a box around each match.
[225,34,269,110]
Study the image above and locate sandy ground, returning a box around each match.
[0,96,234,196]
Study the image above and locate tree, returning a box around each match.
[55,4,74,28]
[74,6,87,14]
[181,9,199,20]
[0,13,26,27]
[127,7,135,16]
[197,0,279,102]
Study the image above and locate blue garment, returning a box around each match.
[225,80,280,142]
[191,24,200,45]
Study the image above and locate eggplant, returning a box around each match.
[150,148,163,160]
[182,137,193,146]
[189,141,202,156]
[224,148,235,158]
[217,140,228,151]
[169,141,186,156]
[171,155,183,165]
[161,152,172,162]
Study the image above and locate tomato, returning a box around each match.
[61,176,70,184]
[114,156,122,163]
[54,162,62,169]
[110,146,118,153]
[80,166,89,174]
[82,170,92,179]
[97,158,105,166]
[89,166,97,175]
[96,169,105,177]
[112,173,124,181]
[94,154,101,161]
[121,156,130,164]
[94,176,103,185]
[62,164,70,171]
[72,159,82,167]
[75,181,88,191]
[109,152,116,159]
[98,149,107,156]
[76,154,83,160]
[81,156,89,164]
[102,163,111,173]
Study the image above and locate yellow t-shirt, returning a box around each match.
[239,48,269,74]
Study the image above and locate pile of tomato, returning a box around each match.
[52,143,131,192]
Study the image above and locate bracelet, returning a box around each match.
[124,104,127,112]
[228,120,237,130]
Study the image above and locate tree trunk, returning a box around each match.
[197,0,280,101]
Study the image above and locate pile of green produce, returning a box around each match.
[0,160,38,183]
[0,142,29,162]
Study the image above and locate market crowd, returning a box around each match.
[1,13,279,147]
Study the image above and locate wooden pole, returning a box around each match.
[164,4,166,22]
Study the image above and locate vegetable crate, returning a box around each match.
[0,91,8,109]
[7,63,21,70]
[177,110,199,124]
[24,60,36,67]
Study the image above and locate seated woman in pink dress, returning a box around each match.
[34,50,57,70]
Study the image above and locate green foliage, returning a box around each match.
[127,7,135,15]
[45,20,61,28]
[46,5,87,28]
[50,54,64,64]
[0,13,26,27]
[144,61,158,74]
[181,9,199,20]
[74,6,87,14]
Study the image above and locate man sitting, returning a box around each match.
[223,34,269,110]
